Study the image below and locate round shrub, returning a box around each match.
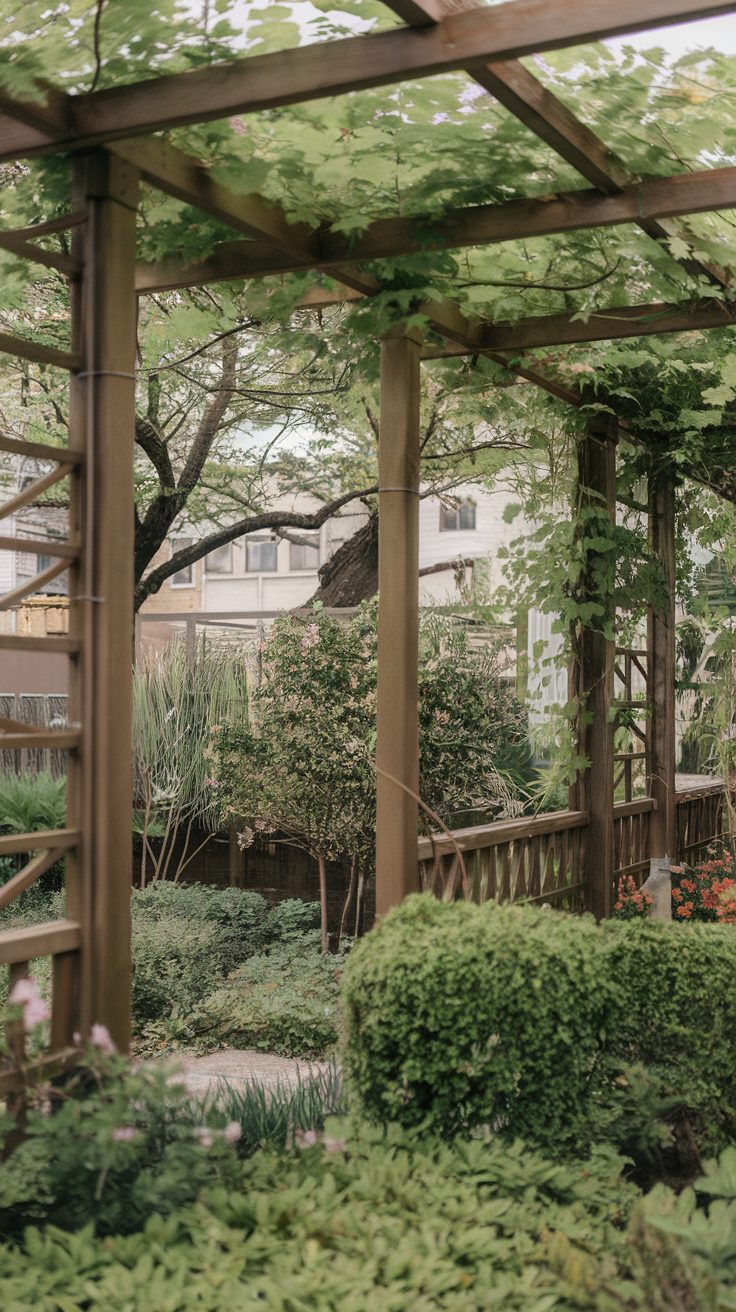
[601,917,736,1153]
[343,895,613,1148]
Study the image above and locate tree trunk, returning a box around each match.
[309,514,378,607]
[317,852,329,954]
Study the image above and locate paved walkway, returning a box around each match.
[165,1048,333,1098]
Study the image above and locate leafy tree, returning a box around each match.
[212,604,533,947]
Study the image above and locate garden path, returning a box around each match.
[165,1048,333,1098]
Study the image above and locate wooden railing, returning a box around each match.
[417,809,588,909]
[612,798,656,884]
[675,783,729,864]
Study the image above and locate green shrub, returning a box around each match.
[343,895,612,1148]
[132,913,223,1027]
[130,886,323,1037]
[345,897,736,1166]
[601,917,736,1155]
[186,936,344,1058]
[0,1042,343,1241]
[0,1124,637,1309]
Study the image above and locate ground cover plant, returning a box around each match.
[1,882,335,1059]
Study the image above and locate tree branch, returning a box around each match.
[135,483,378,609]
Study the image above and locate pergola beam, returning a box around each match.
[380,0,731,289]
[0,0,734,157]
[424,298,736,356]
[134,165,736,293]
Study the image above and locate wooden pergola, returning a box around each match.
[1,0,736,1083]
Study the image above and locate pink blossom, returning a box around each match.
[90,1023,116,1054]
[195,1127,214,1149]
[223,1121,242,1144]
[295,1128,319,1148]
[24,997,51,1028]
[113,1126,138,1142]
[9,976,50,1030]
[432,112,449,124]
[9,978,37,1006]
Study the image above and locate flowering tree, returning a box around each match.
[212,604,533,947]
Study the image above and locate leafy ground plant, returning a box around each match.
[179,935,345,1058]
[0,1123,638,1311]
[0,1017,343,1239]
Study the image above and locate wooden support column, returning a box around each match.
[72,152,139,1050]
[569,414,618,920]
[647,462,677,859]
[375,329,422,918]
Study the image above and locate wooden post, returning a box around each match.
[569,414,617,920]
[72,152,139,1051]
[647,462,677,859]
[375,329,422,918]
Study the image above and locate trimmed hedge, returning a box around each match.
[343,896,612,1147]
[601,917,736,1154]
[344,895,736,1155]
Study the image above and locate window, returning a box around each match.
[170,537,194,587]
[439,499,476,532]
[289,536,320,571]
[204,542,233,574]
[246,536,278,572]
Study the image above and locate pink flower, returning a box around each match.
[24,997,51,1028]
[432,112,449,124]
[9,976,50,1030]
[8,978,37,1005]
[89,1023,116,1054]
[295,1129,319,1148]
[195,1127,213,1149]
[113,1126,137,1142]
[223,1121,242,1144]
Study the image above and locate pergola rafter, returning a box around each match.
[0,0,735,1079]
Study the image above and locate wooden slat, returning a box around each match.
[0,332,78,370]
[613,798,656,817]
[0,557,69,610]
[0,829,79,856]
[0,732,79,750]
[0,633,80,654]
[51,952,79,1050]
[2,212,85,240]
[0,434,83,464]
[417,808,588,859]
[1,0,734,153]
[0,847,68,910]
[0,461,72,518]
[0,533,78,559]
[0,232,79,275]
[0,919,81,964]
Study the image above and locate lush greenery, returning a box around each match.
[133,643,249,882]
[212,604,533,945]
[0,880,337,1059]
[131,883,336,1056]
[0,1040,344,1240]
[344,897,736,1171]
[6,1100,736,1310]
[0,1107,639,1310]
